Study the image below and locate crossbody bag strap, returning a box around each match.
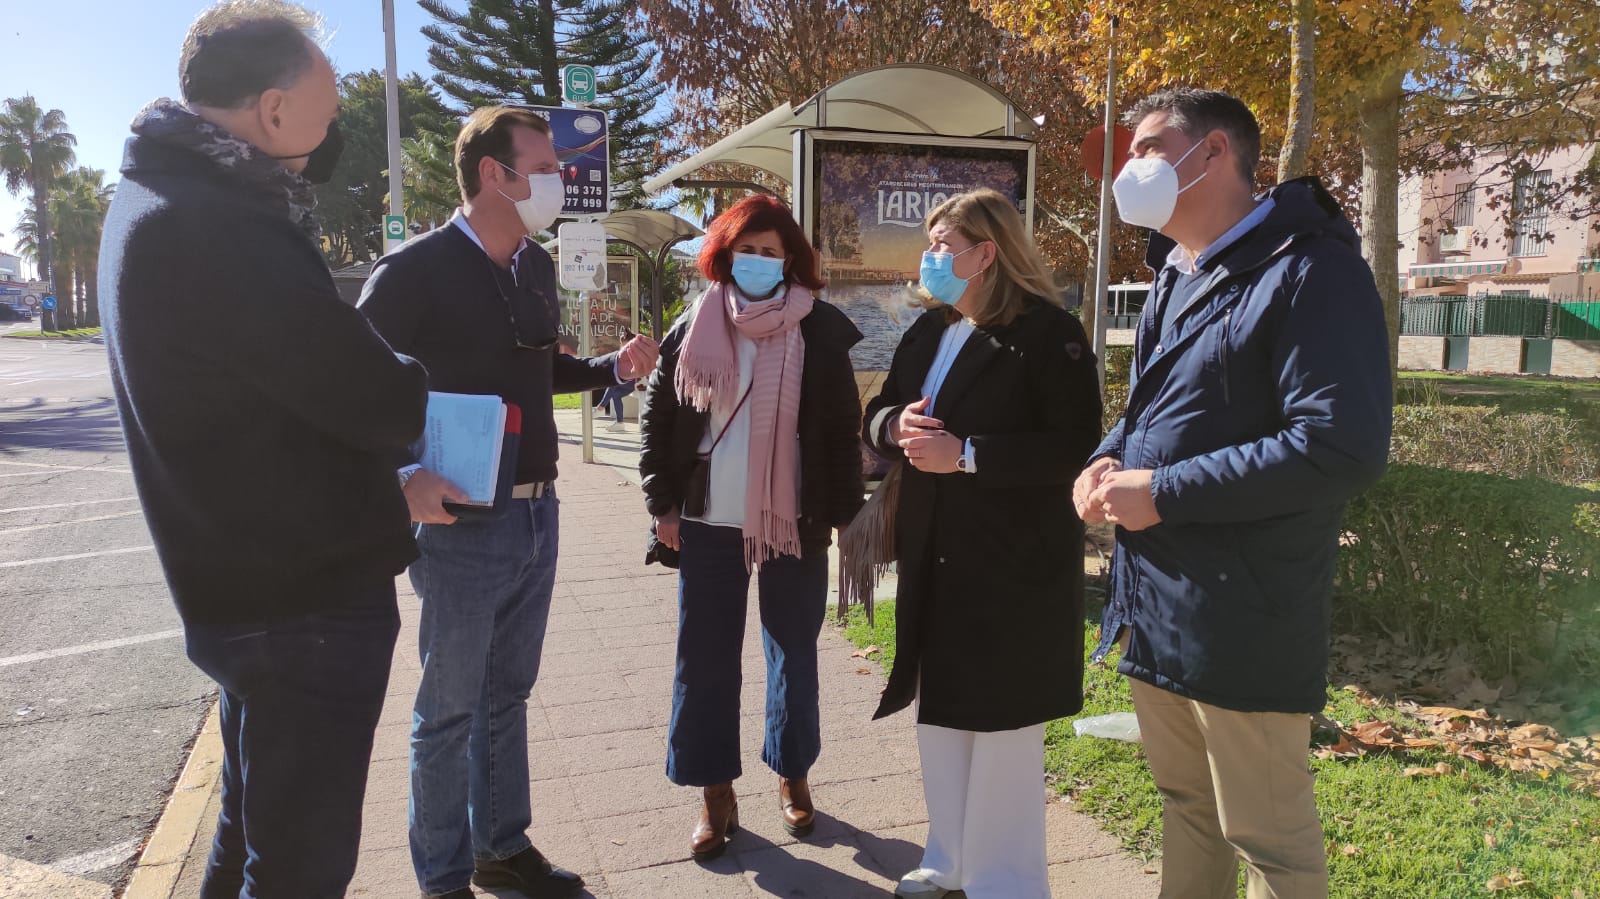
[707,381,755,453]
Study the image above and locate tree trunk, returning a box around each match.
[1277,0,1316,182]
[59,266,78,330]
[85,262,100,328]
[538,0,561,100]
[33,176,56,331]
[1359,73,1404,383]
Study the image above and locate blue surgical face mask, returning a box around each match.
[730,252,786,298]
[920,243,984,305]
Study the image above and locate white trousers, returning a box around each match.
[917,721,1051,899]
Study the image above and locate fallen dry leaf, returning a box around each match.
[1341,844,1361,856]
[1485,832,1498,849]
[850,645,881,659]
[1416,706,1491,721]
[1486,868,1531,891]
[854,667,873,675]
[1402,763,1454,778]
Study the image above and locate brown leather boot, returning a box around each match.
[690,783,739,861]
[780,777,815,837]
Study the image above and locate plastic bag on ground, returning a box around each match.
[1072,712,1142,742]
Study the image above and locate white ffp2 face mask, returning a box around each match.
[497,161,566,234]
[1112,140,1208,231]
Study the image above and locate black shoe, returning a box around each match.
[423,891,475,899]
[472,846,584,898]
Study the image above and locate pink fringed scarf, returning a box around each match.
[675,281,813,569]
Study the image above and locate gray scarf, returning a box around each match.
[131,99,320,240]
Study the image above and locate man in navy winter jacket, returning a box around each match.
[1073,89,1391,898]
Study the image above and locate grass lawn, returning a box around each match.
[1400,371,1600,413]
[552,392,583,410]
[841,602,1600,898]
[3,327,101,340]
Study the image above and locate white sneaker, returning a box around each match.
[895,869,951,898]
[605,422,625,433]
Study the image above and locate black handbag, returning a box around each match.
[681,382,753,518]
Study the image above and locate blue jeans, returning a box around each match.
[185,585,400,899]
[408,493,559,896]
[666,519,828,786]
[598,384,630,423]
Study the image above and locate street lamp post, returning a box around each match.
[383,0,404,255]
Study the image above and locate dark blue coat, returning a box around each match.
[1093,178,1392,714]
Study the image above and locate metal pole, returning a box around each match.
[580,292,595,463]
[383,0,404,255]
[1091,15,1119,393]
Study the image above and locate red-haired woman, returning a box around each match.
[639,194,865,861]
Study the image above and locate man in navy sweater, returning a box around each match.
[99,3,427,896]
[359,106,657,899]
[1075,89,1391,898]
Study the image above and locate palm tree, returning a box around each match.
[0,96,77,328]
[399,130,460,232]
[49,168,114,327]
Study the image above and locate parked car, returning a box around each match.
[0,305,33,322]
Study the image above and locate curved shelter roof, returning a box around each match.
[643,64,1036,194]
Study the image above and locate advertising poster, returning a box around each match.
[808,136,1031,372]
[558,256,637,357]
[514,104,610,217]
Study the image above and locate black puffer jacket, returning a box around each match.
[640,292,866,548]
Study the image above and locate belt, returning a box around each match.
[511,481,554,500]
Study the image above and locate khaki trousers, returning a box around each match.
[1129,678,1328,899]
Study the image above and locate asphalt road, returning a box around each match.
[0,335,213,891]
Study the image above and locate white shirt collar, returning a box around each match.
[1166,198,1276,275]
[453,209,526,270]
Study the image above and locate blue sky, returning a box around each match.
[1,1,439,266]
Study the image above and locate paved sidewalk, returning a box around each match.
[146,411,1158,898]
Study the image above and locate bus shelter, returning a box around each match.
[645,64,1040,387]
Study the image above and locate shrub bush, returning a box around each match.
[1338,464,1600,680]
[1390,405,1599,485]
[1102,344,1134,430]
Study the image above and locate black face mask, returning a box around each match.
[273,121,344,184]
[299,121,345,185]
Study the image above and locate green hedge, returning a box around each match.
[1338,464,1600,679]
[1390,405,1599,486]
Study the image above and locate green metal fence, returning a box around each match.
[1553,301,1600,340]
[1401,295,1600,339]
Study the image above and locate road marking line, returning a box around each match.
[49,838,144,877]
[0,853,112,898]
[0,628,183,668]
[0,510,144,535]
[0,545,153,570]
[0,496,139,514]
[0,459,132,473]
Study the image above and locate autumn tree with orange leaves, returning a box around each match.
[633,0,1150,284]
[977,0,1600,372]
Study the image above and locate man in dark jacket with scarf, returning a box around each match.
[99,3,427,896]
[1073,89,1391,898]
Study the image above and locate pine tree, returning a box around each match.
[421,0,673,208]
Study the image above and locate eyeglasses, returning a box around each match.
[487,260,560,352]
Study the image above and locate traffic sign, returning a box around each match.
[512,105,609,217]
[1081,124,1135,181]
[21,294,37,307]
[384,215,407,242]
[562,65,597,106]
[41,296,56,311]
[558,222,608,292]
